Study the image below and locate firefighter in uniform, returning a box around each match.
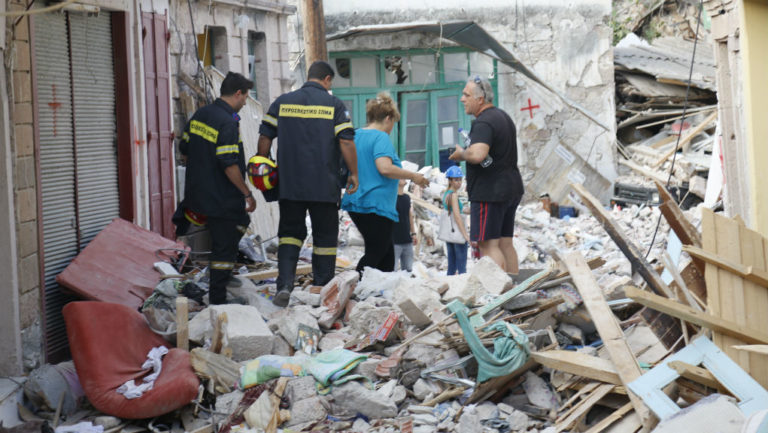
[175,72,256,305]
[257,61,359,307]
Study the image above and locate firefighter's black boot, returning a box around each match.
[274,244,300,307]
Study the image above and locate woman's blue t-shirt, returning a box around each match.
[341,128,401,222]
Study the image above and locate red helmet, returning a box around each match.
[184,208,207,226]
[247,156,278,192]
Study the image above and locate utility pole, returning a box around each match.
[301,0,328,70]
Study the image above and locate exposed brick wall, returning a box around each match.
[9,5,40,333]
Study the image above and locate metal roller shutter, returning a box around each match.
[33,12,120,361]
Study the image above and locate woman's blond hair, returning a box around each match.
[366,91,401,124]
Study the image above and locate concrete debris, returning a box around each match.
[651,395,744,433]
[266,305,318,348]
[330,381,398,419]
[285,396,328,427]
[188,304,274,362]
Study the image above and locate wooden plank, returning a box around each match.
[654,181,702,249]
[739,218,768,387]
[555,384,616,433]
[571,183,675,299]
[553,257,607,279]
[210,312,228,354]
[242,264,313,280]
[532,350,621,385]
[732,345,768,356]
[683,245,768,287]
[176,296,189,351]
[661,252,702,312]
[667,361,723,390]
[625,286,768,345]
[563,252,654,429]
[651,111,717,168]
[407,192,442,214]
[584,403,633,433]
[618,159,668,184]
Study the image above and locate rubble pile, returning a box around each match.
[15,165,765,433]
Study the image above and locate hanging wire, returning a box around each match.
[644,0,705,260]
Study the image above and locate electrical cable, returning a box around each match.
[0,0,76,16]
[643,0,705,260]
[186,0,213,104]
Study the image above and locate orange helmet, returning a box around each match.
[247,156,278,192]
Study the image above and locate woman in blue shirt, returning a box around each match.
[341,92,429,273]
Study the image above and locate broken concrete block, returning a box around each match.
[502,292,539,311]
[351,418,370,432]
[651,394,743,433]
[439,274,471,303]
[457,407,484,433]
[558,323,584,345]
[286,396,328,427]
[352,358,380,382]
[522,371,558,410]
[271,335,293,356]
[506,409,530,431]
[391,385,407,404]
[331,381,397,419]
[398,298,432,327]
[285,376,316,403]
[689,175,707,200]
[188,304,274,362]
[318,332,350,352]
[475,401,499,420]
[423,278,449,295]
[466,256,513,295]
[348,301,397,338]
[216,390,244,416]
[267,305,319,347]
[290,290,321,307]
[318,271,359,328]
[413,378,441,401]
[376,379,398,399]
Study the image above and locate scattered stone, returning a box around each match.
[391,385,407,404]
[522,371,558,410]
[502,292,539,310]
[331,381,397,419]
[93,416,120,429]
[286,396,328,427]
[506,409,530,431]
[318,332,350,352]
[413,378,440,401]
[457,407,483,433]
[290,290,321,307]
[216,390,244,415]
[188,304,274,362]
[352,358,380,382]
[285,376,317,403]
[267,305,319,347]
[271,335,293,356]
[558,323,585,345]
[351,418,371,432]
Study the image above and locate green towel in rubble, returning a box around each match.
[447,299,531,383]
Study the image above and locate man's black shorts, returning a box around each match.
[470,195,523,242]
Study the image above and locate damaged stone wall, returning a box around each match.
[5,0,41,373]
[309,0,617,201]
[168,1,295,136]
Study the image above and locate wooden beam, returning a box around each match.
[732,345,768,356]
[625,286,768,345]
[683,245,768,288]
[532,350,621,385]
[563,252,655,429]
[301,0,328,66]
[176,296,189,351]
[571,183,675,299]
[655,187,703,250]
[211,312,228,354]
[555,384,616,433]
[553,257,606,279]
[242,264,313,280]
[651,111,717,168]
[667,361,723,391]
[583,403,634,433]
[618,159,668,184]
[661,252,703,312]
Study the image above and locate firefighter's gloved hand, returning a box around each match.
[346,173,359,194]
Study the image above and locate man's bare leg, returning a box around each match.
[499,236,519,275]
[478,238,506,271]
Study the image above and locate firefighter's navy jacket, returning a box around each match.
[259,81,354,203]
[179,98,247,221]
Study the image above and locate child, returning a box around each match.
[392,179,418,272]
[443,166,470,275]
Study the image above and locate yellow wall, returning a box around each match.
[740,0,768,235]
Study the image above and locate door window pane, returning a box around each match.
[469,52,494,78]
[437,96,458,121]
[406,99,428,124]
[410,54,436,85]
[332,58,351,87]
[384,56,408,86]
[443,52,468,83]
[351,57,378,87]
[406,126,427,151]
[405,152,426,168]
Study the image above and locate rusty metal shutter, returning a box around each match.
[34,12,119,362]
[34,13,79,362]
[69,13,119,248]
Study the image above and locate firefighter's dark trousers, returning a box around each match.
[276,200,338,292]
[208,216,246,304]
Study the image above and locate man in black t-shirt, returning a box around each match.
[449,75,524,274]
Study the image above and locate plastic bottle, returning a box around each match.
[458,128,492,168]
